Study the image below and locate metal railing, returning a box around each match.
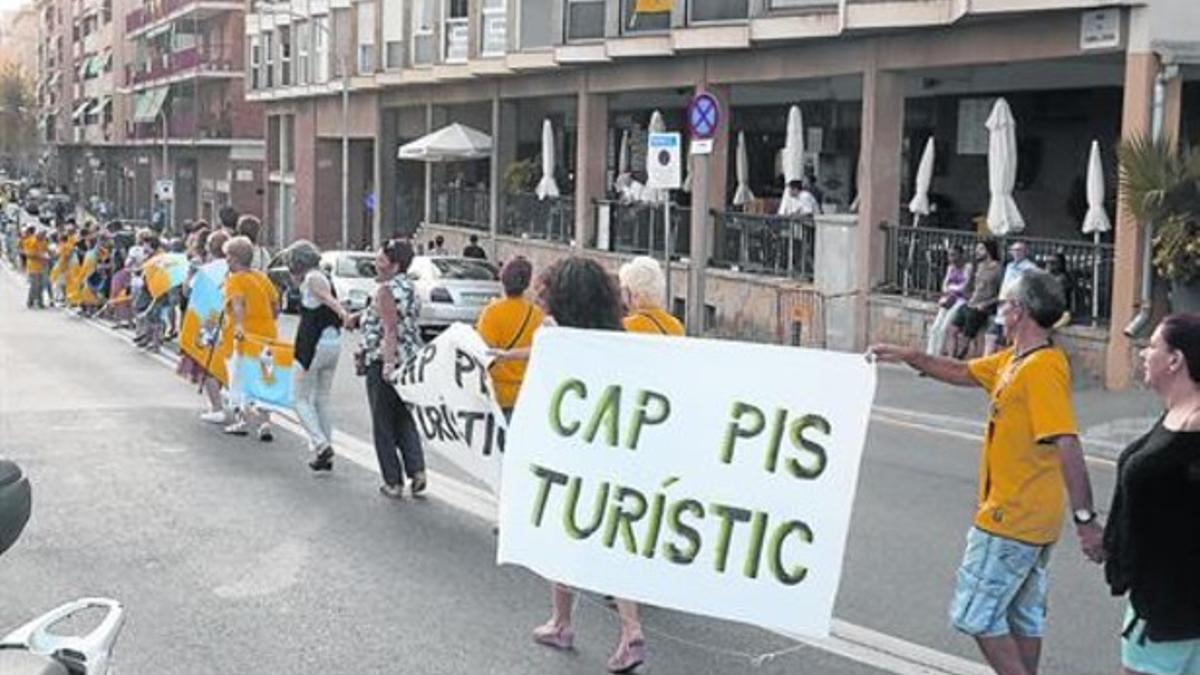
[125,45,238,86]
[594,200,690,258]
[432,186,489,231]
[501,192,573,244]
[883,224,1115,324]
[711,211,816,281]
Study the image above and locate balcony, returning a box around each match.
[125,0,241,36]
[127,109,253,142]
[124,44,239,88]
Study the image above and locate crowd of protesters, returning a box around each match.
[4,189,1197,675]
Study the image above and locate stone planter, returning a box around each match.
[1169,278,1200,314]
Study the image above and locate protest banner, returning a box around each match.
[232,334,296,409]
[180,259,229,384]
[393,323,507,494]
[496,328,877,637]
[143,253,190,299]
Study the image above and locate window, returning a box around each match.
[565,0,604,41]
[279,25,291,86]
[101,0,111,23]
[411,0,434,65]
[312,16,330,82]
[356,1,375,74]
[480,0,506,56]
[249,34,262,89]
[621,0,668,33]
[295,21,309,85]
[263,30,274,88]
[444,0,467,63]
[690,0,747,22]
[768,0,835,7]
[281,114,295,174]
[381,0,403,69]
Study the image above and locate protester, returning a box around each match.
[926,245,972,357]
[221,235,280,441]
[20,226,49,309]
[235,215,272,271]
[871,269,1104,675]
[462,234,487,260]
[476,257,542,417]
[348,239,426,498]
[218,205,239,237]
[529,256,649,673]
[986,240,1037,355]
[619,255,683,336]
[1046,252,1075,325]
[284,239,348,472]
[949,239,1002,359]
[1104,313,1200,675]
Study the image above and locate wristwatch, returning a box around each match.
[1073,509,1097,525]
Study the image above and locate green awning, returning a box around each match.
[132,86,169,123]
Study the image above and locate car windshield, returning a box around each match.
[336,256,377,279]
[431,259,499,281]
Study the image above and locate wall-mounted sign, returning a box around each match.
[646,132,682,190]
[1081,9,1120,51]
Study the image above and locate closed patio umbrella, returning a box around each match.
[985,98,1024,235]
[1081,139,1112,323]
[778,105,805,216]
[535,119,559,200]
[904,136,936,293]
[733,131,754,207]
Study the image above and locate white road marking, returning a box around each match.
[4,265,998,675]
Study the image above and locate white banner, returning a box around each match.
[393,324,507,494]
[496,328,877,636]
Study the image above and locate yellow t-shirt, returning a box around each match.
[20,237,48,274]
[476,297,544,410]
[968,346,1077,545]
[224,270,280,342]
[622,308,685,336]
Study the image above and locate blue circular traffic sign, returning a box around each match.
[687,93,721,140]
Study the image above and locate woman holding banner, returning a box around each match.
[284,240,348,472]
[530,256,648,674]
[349,239,426,498]
[476,257,543,418]
[221,235,280,442]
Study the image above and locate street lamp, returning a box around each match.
[266,4,350,249]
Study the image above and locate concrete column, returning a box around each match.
[489,90,500,258]
[574,76,606,250]
[687,83,730,334]
[1105,52,1176,389]
[423,102,433,229]
[855,64,904,350]
[378,107,396,244]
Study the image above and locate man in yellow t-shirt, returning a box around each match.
[20,228,50,309]
[871,269,1104,675]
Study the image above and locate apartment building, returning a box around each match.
[248,0,1198,389]
[36,0,264,225]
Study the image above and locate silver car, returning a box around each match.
[319,251,378,312]
[407,256,502,337]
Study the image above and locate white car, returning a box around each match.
[319,251,378,312]
[407,256,502,337]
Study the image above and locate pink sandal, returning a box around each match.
[606,637,645,673]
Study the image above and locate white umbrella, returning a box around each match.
[535,118,559,201]
[908,136,935,219]
[641,111,667,204]
[778,105,805,216]
[733,131,754,207]
[985,98,1024,235]
[614,130,634,200]
[1081,139,1111,324]
[397,123,492,162]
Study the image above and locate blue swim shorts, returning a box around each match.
[949,527,1052,638]
[1122,606,1200,675]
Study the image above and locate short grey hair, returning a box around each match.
[222,235,255,268]
[1007,269,1065,329]
[284,239,322,276]
[618,256,666,310]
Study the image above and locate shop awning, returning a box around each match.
[132,86,169,123]
[97,96,112,117]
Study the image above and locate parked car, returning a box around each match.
[407,256,502,338]
[266,253,302,314]
[319,251,377,312]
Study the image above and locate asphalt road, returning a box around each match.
[0,262,1151,675]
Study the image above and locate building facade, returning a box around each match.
[252,0,1195,387]
[35,0,265,226]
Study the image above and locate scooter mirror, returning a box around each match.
[0,459,31,557]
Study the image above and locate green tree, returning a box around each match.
[0,63,37,172]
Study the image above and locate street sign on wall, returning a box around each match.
[155,178,174,202]
[687,92,721,141]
